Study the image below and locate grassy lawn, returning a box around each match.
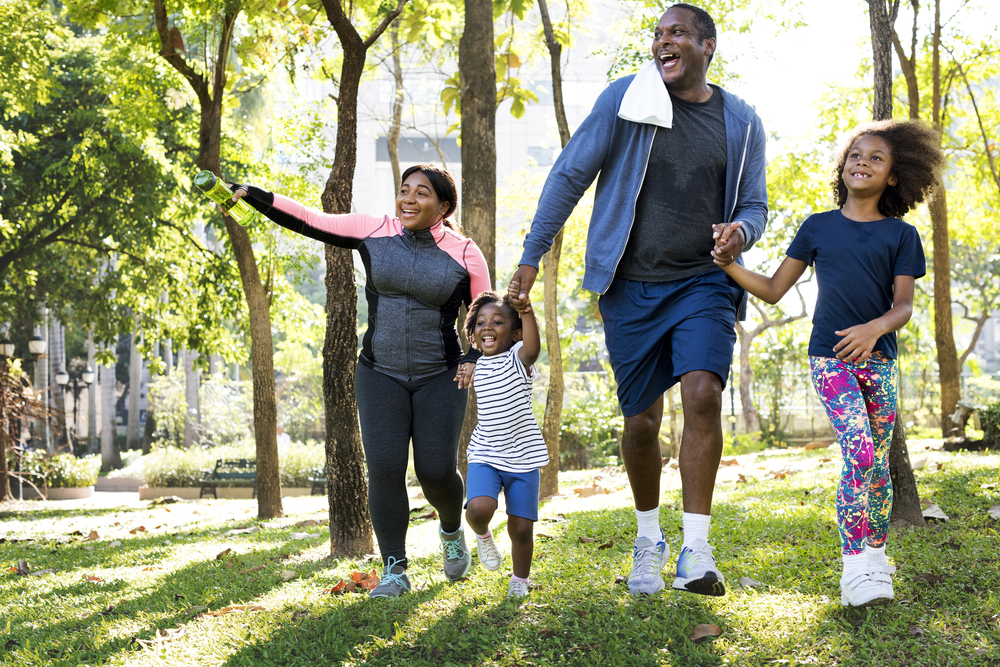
[2,441,999,666]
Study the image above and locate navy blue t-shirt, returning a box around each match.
[786,209,925,359]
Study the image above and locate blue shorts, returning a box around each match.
[465,462,540,522]
[599,271,742,417]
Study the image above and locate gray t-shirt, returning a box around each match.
[616,89,727,282]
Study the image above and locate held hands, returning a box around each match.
[711,221,745,268]
[454,362,475,389]
[832,321,883,362]
[506,278,532,314]
[508,265,539,305]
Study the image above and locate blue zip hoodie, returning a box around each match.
[519,76,768,317]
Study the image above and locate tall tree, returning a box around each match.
[536,0,572,498]
[890,0,959,433]
[867,0,925,525]
[317,0,408,556]
[147,0,285,518]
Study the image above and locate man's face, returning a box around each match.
[650,7,715,93]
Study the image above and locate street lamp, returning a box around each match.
[57,368,94,455]
[0,338,14,358]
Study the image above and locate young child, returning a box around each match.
[712,120,942,607]
[459,288,549,599]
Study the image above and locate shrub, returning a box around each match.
[123,441,326,488]
[723,430,766,456]
[979,400,1000,448]
[560,375,623,468]
[18,451,101,488]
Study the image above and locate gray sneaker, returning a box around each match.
[628,534,669,596]
[369,557,411,599]
[439,526,472,581]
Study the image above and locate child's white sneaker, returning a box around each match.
[840,572,892,607]
[475,533,503,571]
[507,578,529,599]
[868,560,896,600]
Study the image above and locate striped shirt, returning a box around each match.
[467,342,549,473]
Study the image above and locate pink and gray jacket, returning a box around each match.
[235,185,491,382]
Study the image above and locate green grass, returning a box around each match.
[2,441,999,666]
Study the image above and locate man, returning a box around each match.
[510,3,767,597]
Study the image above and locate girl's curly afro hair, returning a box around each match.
[463,291,522,352]
[833,119,944,219]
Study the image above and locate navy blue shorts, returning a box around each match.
[599,270,742,417]
[465,462,540,521]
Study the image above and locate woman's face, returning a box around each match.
[395,171,450,231]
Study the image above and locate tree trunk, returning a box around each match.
[225,215,284,519]
[317,0,407,556]
[539,231,564,497]
[182,349,200,446]
[888,419,925,525]
[87,336,98,454]
[99,361,120,472]
[737,324,759,432]
[867,0,898,121]
[457,0,497,481]
[126,330,142,451]
[47,317,65,453]
[537,0,571,499]
[387,22,404,192]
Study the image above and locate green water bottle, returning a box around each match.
[194,171,258,227]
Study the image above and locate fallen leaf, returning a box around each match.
[804,441,832,450]
[15,559,30,576]
[820,458,832,463]
[538,628,556,638]
[911,457,927,470]
[598,540,614,550]
[242,565,265,574]
[536,533,555,540]
[85,530,99,541]
[129,526,146,535]
[289,532,312,540]
[936,463,945,471]
[430,647,442,658]
[108,540,122,548]
[578,536,596,543]
[913,573,945,585]
[989,505,1000,520]
[323,579,347,594]
[186,606,209,616]
[295,520,318,527]
[30,568,56,577]
[737,474,748,483]
[922,505,950,521]
[225,527,260,536]
[720,457,739,466]
[413,510,438,521]
[667,459,679,469]
[142,566,161,572]
[215,548,232,560]
[280,570,299,582]
[909,625,925,638]
[689,624,723,643]
[84,574,104,582]
[574,486,599,498]
[614,575,628,585]
[920,497,933,507]
[739,576,762,588]
[573,609,588,619]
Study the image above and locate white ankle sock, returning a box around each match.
[866,544,888,566]
[842,552,868,581]
[681,512,710,548]
[511,574,528,583]
[635,507,662,541]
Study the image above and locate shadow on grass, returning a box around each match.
[0,523,342,666]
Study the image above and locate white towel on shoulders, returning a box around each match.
[617,61,673,129]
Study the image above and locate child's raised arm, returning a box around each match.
[507,283,540,369]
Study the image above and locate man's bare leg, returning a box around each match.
[621,396,669,595]
[621,396,664,511]
[672,369,726,596]
[678,370,724,514]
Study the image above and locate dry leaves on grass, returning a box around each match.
[720,458,739,467]
[573,484,611,498]
[322,569,381,595]
[988,505,1000,520]
[804,441,832,450]
[195,605,266,618]
[739,576,762,588]
[280,570,299,582]
[689,624,723,643]
[913,573,946,585]
[922,505,950,521]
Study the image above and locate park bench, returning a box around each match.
[309,464,327,496]
[200,459,257,499]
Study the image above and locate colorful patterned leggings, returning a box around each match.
[810,354,897,555]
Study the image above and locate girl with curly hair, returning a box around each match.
[711,119,943,607]
[456,288,548,599]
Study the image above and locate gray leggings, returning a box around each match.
[355,363,468,569]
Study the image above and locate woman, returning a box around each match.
[231,165,490,598]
